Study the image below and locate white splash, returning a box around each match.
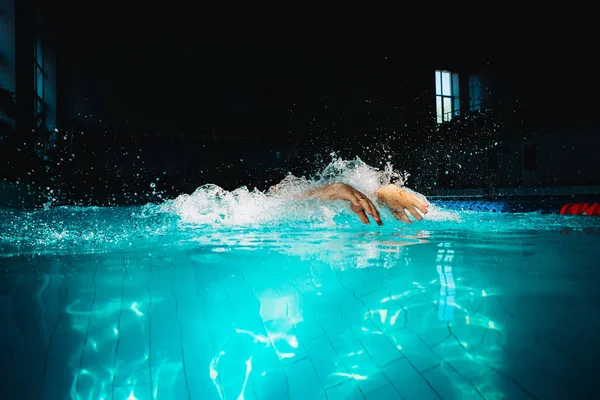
[160,156,446,228]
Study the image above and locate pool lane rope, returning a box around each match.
[559,203,600,216]
[432,201,600,215]
[432,201,511,213]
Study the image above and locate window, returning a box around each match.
[435,70,460,123]
[34,36,44,127]
[468,75,481,111]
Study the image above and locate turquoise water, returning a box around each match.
[2,204,600,400]
[1,160,600,399]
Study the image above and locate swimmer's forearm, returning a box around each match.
[306,182,381,201]
[303,183,336,200]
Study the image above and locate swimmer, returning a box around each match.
[306,182,429,226]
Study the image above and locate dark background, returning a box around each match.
[2,3,599,206]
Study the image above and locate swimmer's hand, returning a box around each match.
[307,183,383,225]
[375,184,429,224]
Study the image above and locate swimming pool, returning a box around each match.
[1,162,600,400]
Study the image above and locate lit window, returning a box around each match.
[468,75,481,111]
[435,70,460,123]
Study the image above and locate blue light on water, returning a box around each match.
[1,159,600,399]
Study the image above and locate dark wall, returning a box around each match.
[13,0,34,135]
[1,0,57,135]
[0,0,17,130]
[60,29,510,135]
[47,20,600,198]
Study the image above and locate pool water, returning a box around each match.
[2,206,600,400]
[1,160,600,400]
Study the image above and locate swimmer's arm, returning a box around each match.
[304,182,383,225]
[374,184,429,223]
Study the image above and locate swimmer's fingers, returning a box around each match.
[415,202,429,215]
[399,191,428,214]
[411,196,430,214]
[369,201,383,226]
[356,209,370,224]
[362,199,382,226]
[405,192,429,213]
[392,209,412,224]
[354,191,383,226]
[406,205,424,221]
[350,203,371,224]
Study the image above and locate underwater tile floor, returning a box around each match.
[1,246,597,399]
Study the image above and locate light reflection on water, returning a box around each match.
[1,223,600,399]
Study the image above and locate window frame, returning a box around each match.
[435,70,460,123]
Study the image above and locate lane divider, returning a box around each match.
[559,203,600,216]
[433,201,600,215]
[433,201,511,213]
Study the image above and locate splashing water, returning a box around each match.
[160,156,412,227]
[0,156,598,257]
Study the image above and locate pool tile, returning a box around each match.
[226,279,260,303]
[113,298,151,387]
[77,317,120,397]
[388,330,441,372]
[173,279,198,296]
[173,260,196,283]
[401,292,435,312]
[113,360,151,388]
[339,295,371,325]
[236,315,271,341]
[326,378,365,399]
[495,339,570,400]
[317,312,358,349]
[423,364,482,400]
[123,270,152,295]
[431,336,535,399]
[365,383,402,399]
[0,296,19,360]
[295,317,326,342]
[357,290,391,309]
[8,325,47,400]
[222,374,258,400]
[149,296,183,366]
[251,367,290,400]
[288,277,317,294]
[204,315,236,349]
[468,369,532,400]
[405,303,449,346]
[75,369,113,400]
[41,334,83,399]
[180,333,214,383]
[151,364,192,400]
[382,358,440,399]
[448,318,489,351]
[285,357,327,399]
[188,378,227,400]
[337,341,389,394]
[55,283,95,336]
[213,348,257,388]
[337,269,385,299]
[359,331,403,368]
[303,333,350,389]
[113,383,152,400]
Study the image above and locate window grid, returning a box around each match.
[435,70,460,124]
